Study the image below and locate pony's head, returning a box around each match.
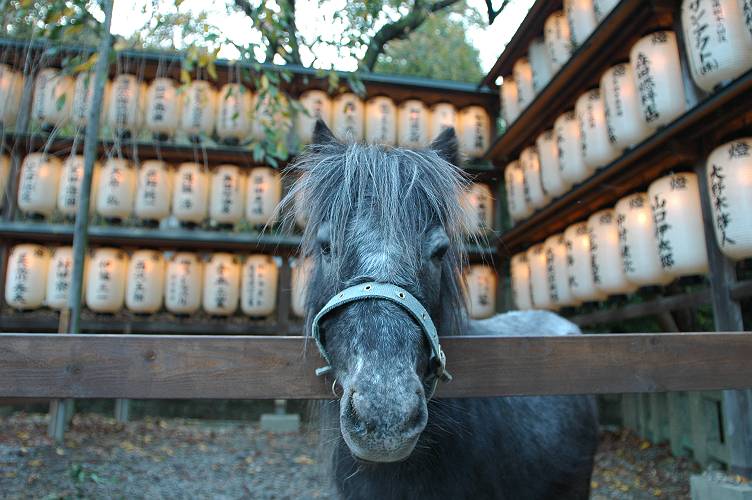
[286,121,469,463]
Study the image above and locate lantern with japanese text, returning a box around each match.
[544,11,573,72]
[510,253,533,310]
[71,72,109,127]
[126,249,165,314]
[216,83,253,144]
[536,129,569,197]
[332,93,365,141]
[57,155,101,217]
[203,253,240,316]
[588,209,637,295]
[466,264,497,319]
[245,166,282,226]
[5,244,49,310]
[397,99,430,148]
[241,254,279,317]
[180,80,217,140]
[576,89,618,169]
[291,257,312,318]
[555,111,592,185]
[500,78,520,125]
[144,77,180,140]
[564,222,605,302]
[32,68,73,130]
[513,58,535,111]
[96,158,136,221]
[462,183,494,235]
[529,38,554,92]
[106,74,142,138]
[429,102,458,141]
[85,247,128,313]
[134,160,172,224]
[0,64,23,128]
[527,243,554,310]
[594,0,620,22]
[172,162,209,225]
[565,0,597,48]
[365,96,397,145]
[520,146,549,209]
[17,153,61,218]
[46,246,74,310]
[544,233,579,307]
[297,90,334,144]
[165,252,203,314]
[600,63,651,150]
[458,106,491,158]
[209,164,245,227]
[504,160,533,222]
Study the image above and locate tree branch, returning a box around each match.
[280,0,301,65]
[484,0,511,25]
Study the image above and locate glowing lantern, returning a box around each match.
[291,257,312,318]
[245,166,282,226]
[172,162,209,225]
[216,83,253,144]
[203,253,240,316]
[46,246,74,310]
[504,160,533,222]
[165,252,203,314]
[57,155,101,217]
[615,192,671,286]
[648,172,709,277]
[630,31,687,130]
[513,58,535,111]
[209,164,245,227]
[462,183,494,235]
[332,93,365,141]
[458,106,491,158]
[0,154,9,202]
[544,234,578,307]
[126,250,165,313]
[564,222,605,302]
[594,0,620,22]
[397,99,429,148]
[510,253,533,310]
[5,244,49,310]
[429,102,458,141]
[588,209,637,295]
[180,80,217,140]
[32,68,73,130]
[600,63,651,151]
[252,93,291,142]
[85,247,128,313]
[705,139,752,260]
[466,264,497,319]
[500,78,520,125]
[536,130,569,197]
[555,111,592,185]
[544,11,573,72]
[529,38,554,92]
[576,89,618,169]
[17,153,62,218]
[297,90,333,144]
[241,254,279,317]
[96,158,136,221]
[71,72,109,127]
[134,160,172,224]
[527,243,554,310]
[144,77,180,140]
[0,64,23,128]
[365,96,397,145]
[106,74,142,138]
[520,146,549,209]
[565,0,597,48]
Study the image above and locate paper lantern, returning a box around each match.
[500,78,520,125]
[96,158,136,220]
[180,80,217,139]
[648,172,709,277]
[462,183,494,235]
[294,185,309,229]
[504,160,533,222]
[576,89,618,169]
[5,244,49,310]
[297,90,333,144]
[555,111,592,185]
[544,234,578,307]
[705,139,752,260]
[203,253,240,316]
[17,153,61,217]
[600,63,651,150]
[216,83,253,144]
[565,0,597,48]
[536,130,570,197]
[429,102,458,141]
[510,253,533,310]
[457,106,491,158]
[126,250,165,313]
[527,243,554,310]
[134,160,172,224]
[0,64,23,128]
[144,77,180,140]
[594,0,620,22]
[85,247,128,313]
[252,93,291,142]
[165,252,203,314]
[245,166,282,226]
[513,58,535,111]
[630,31,687,130]
[466,264,497,319]
[564,222,604,302]
[172,162,209,224]
[588,209,637,295]
[332,93,365,141]
[209,164,245,226]
[0,154,9,202]
[615,192,671,286]
[397,99,430,148]
[32,68,73,130]
[544,11,573,72]
[71,72,109,127]
[106,74,142,137]
[241,254,279,317]
[365,96,397,145]
[58,155,101,217]
[520,146,550,209]
[529,38,554,92]
[46,246,75,310]
[291,257,312,318]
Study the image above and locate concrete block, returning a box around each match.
[260,413,301,433]
[691,473,752,500]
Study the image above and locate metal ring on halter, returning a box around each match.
[331,378,342,398]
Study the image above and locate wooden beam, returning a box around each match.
[0,333,751,399]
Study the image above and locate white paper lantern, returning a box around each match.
[294,186,309,229]
[520,146,550,209]
[397,99,430,148]
[209,164,245,226]
[505,160,533,222]
[57,155,100,217]
[544,11,574,72]
[648,172,709,277]
[32,68,73,130]
[106,74,142,137]
[5,244,49,310]
[144,77,180,140]
[0,64,23,128]
[564,222,605,302]
[588,209,637,295]
[203,253,240,316]
[594,0,620,22]
[529,38,554,92]
[291,257,312,318]
[252,93,291,142]
[0,154,9,202]
[527,243,554,310]
[462,183,494,235]
[544,234,578,307]
[615,192,672,286]
[172,162,209,224]
[85,247,128,313]
[706,139,752,260]
[466,264,497,319]
[165,252,203,314]
[17,153,61,217]
[513,58,535,111]
[458,106,491,159]
[536,130,570,197]
[630,31,687,130]
[576,89,618,169]
[126,249,165,313]
[365,96,397,145]
[245,166,282,226]
[134,160,172,223]
[216,83,253,143]
[555,111,592,185]
[241,254,279,317]
[96,158,135,220]
[71,72,109,127]
[332,93,365,141]
[46,246,75,310]
[297,90,333,144]
[510,253,533,310]
[565,0,598,48]
[429,102,458,141]
[600,63,651,150]
[500,78,520,125]
[180,80,217,139]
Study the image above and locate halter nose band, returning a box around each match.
[310,282,452,399]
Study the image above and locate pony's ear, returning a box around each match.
[430,127,460,166]
[312,119,338,145]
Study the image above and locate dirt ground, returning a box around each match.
[0,412,699,499]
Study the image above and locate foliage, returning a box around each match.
[0,0,105,44]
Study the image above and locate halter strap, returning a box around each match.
[310,282,452,399]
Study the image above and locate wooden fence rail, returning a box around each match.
[1,333,751,399]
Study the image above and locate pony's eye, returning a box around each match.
[320,241,332,256]
[431,244,448,262]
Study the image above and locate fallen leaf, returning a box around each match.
[198,443,209,452]
[29,459,43,467]
[56,447,65,456]
[293,455,315,465]
[640,441,651,450]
